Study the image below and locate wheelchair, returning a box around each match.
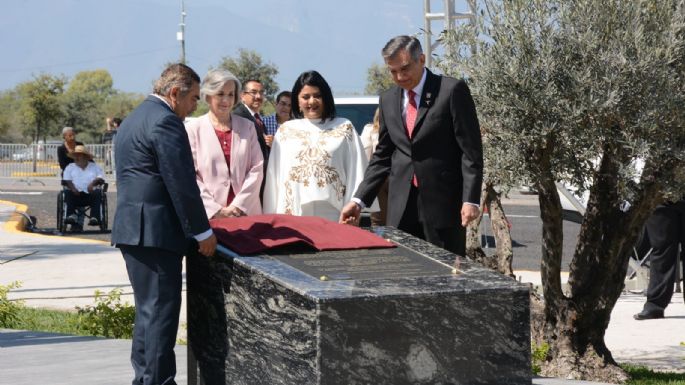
[56,180,109,233]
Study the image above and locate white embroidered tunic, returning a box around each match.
[263,117,374,222]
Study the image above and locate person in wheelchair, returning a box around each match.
[63,145,105,229]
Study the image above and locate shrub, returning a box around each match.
[0,281,24,328]
[531,342,549,375]
[76,288,135,338]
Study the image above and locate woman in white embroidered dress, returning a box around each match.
[263,70,373,222]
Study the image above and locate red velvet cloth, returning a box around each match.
[210,214,395,255]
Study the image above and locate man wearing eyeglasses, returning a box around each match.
[262,91,292,145]
[234,79,269,200]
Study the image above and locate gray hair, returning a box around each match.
[381,35,423,62]
[62,126,74,136]
[200,69,242,105]
[153,63,200,97]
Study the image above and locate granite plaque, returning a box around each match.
[267,244,456,281]
[187,227,532,385]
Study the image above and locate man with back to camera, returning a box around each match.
[340,35,483,256]
[112,63,217,385]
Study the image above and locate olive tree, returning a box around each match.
[438,0,685,381]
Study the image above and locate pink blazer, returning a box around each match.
[185,113,264,218]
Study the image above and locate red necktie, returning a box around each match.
[405,90,418,138]
[405,90,419,187]
[253,113,265,136]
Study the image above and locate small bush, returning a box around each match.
[0,281,24,328]
[531,342,549,375]
[76,288,135,339]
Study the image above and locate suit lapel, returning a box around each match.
[392,87,406,137]
[411,70,439,138]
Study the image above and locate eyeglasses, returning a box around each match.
[277,101,291,107]
[243,90,265,97]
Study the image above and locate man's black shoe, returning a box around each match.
[88,217,100,226]
[633,309,664,320]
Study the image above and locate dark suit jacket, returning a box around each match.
[111,96,210,255]
[233,102,269,166]
[354,70,483,229]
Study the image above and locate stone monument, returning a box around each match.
[187,227,531,385]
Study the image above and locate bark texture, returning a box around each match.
[534,143,663,383]
[466,183,514,276]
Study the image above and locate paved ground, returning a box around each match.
[1,177,684,384]
[0,329,188,385]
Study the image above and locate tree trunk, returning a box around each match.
[466,183,514,276]
[536,144,663,383]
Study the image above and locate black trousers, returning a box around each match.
[121,245,183,385]
[643,200,685,311]
[398,185,466,256]
[65,189,101,219]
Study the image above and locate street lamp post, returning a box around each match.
[177,0,186,64]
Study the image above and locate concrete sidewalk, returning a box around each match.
[0,198,683,384]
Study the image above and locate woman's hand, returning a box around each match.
[215,205,245,218]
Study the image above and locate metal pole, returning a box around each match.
[423,0,477,70]
[424,0,433,68]
[178,0,186,64]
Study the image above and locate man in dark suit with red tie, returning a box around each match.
[233,79,270,163]
[340,35,483,256]
[233,79,270,201]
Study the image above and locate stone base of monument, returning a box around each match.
[187,227,531,385]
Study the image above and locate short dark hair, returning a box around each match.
[290,70,336,121]
[382,35,423,62]
[243,79,262,89]
[276,90,291,103]
[153,63,200,97]
[112,117,122,126]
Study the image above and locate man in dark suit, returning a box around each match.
[340,35,483,256]
[233,79,270,163]
[112,63,217,385]
[233,79,269,200]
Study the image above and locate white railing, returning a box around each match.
[0,143,114,180]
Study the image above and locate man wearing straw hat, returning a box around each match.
[63,144,105,230]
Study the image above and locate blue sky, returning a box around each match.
[0,0,457,96]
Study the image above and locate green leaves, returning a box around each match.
[365,62,394,96]
[216,48,279,101]
[438,0,685,201]
[0,281,24,328]
[75,288,135,339]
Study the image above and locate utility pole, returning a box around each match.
[423,0,476,69]
[177,0,186,64]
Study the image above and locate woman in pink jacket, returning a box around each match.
[185,69,264,219]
